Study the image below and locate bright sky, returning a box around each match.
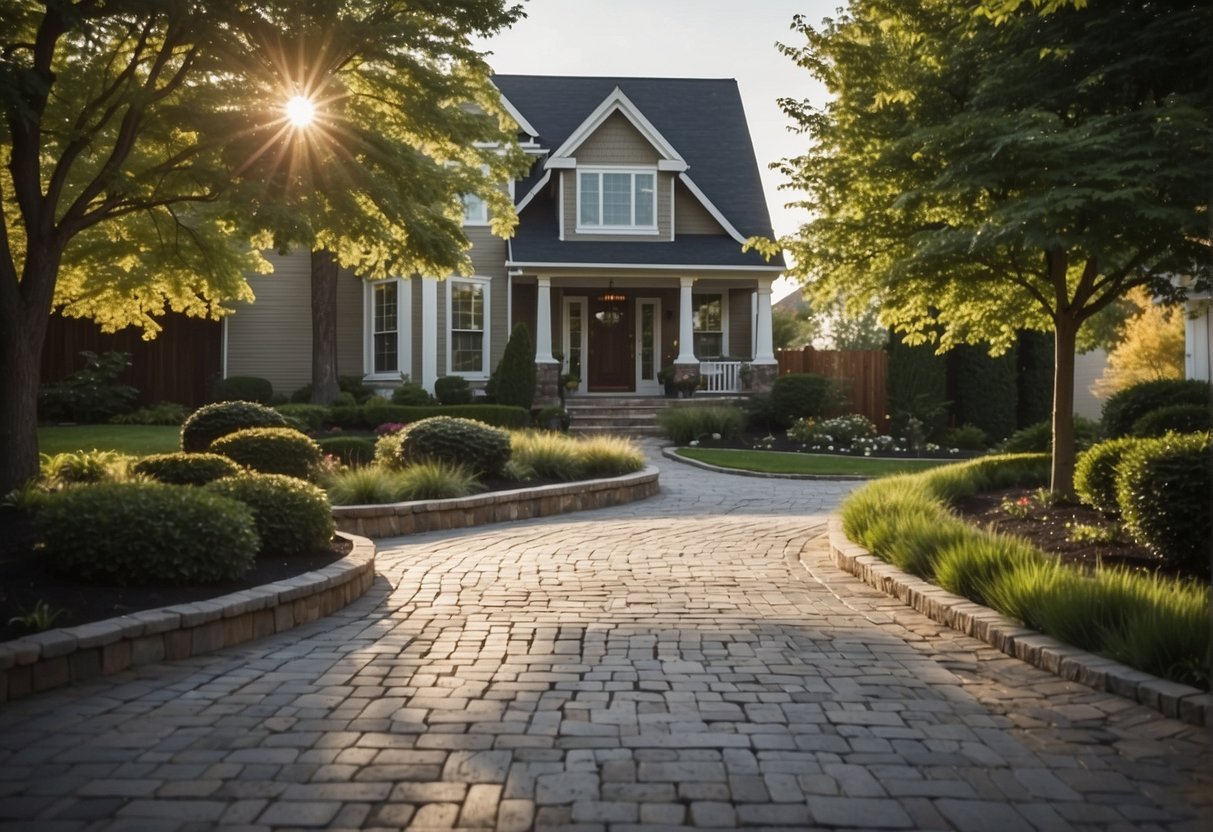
[473,0,843,300]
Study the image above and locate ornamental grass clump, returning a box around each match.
[509,432,586,481]
[574,435,647,478]
[324,466,408,506]
[396,461,481,500]
[39,449,131,487]
[657,406,744,444]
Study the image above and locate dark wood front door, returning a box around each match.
[587,296,633,391]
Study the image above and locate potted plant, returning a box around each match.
[658,366,677,397]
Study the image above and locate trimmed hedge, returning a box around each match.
[949,344,1018,443]
[211,375,273,404]
[1130,403,1212,438]
[274,403,331,432]
[37,482,258,584]
[181,400,288,452]
[394,416,511,477]
[887,334,949,438]
[1101,378,1210,438]
[1116,432,1211,578]
[435,375,473,405]
[317,436,377,467]
[208,473,334,556]
[1073,438,1141,515]
[392,381,436,406]
[329,402,530,431]
[1016,331,1055,429]
[132,452,241,486]
[210,427,324,481]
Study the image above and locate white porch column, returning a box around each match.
[420,277,438,391]
[753,277,777,364]
[535,276,557,363]
[675,276,698,364]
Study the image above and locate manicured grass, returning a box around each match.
[676,447,951,477]
[38,425,180,457]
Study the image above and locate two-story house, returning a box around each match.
[222,75,786,402]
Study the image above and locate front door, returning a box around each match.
[588,294,633,391]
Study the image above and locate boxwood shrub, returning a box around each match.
[132,452,241,486]
[1116,432,1211,578]
[318,436,377,467]
[329,402,530,431]
[211,375,273,404]
[1073,437,1141,515]
[395,416,511,477]
[769,373,838,428]
[1130,403,1211,438]
[210,427,324,481]
[37,482,258,584]
[435,375,473,405]
[1101,378,1210,438]
[208,473,334,556]
[181,400,288,452]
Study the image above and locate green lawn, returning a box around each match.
[676,447,954,477]
[38,425,181,457]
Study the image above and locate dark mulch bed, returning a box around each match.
[0,506,351,644]
[950,486,1183,578]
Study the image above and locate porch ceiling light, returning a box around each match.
[596,281,625,326]
[598,282,625,304]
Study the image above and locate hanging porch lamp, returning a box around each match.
[595,281,625,326]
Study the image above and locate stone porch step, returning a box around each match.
[564,396,745,437]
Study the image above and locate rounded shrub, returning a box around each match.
[999,416,1101,453]
[1116,432,1211,578]
[1101,378,1210,438]
[210,427,324,481]
[769,374,837,428]
[435,375,473,405]
[181,400,288,452]
[132,452,241,486]
[1130,403,1212,438]
[37,482,257,584]
[211,375,273,404]
[398,416,511,477]
[373,431,407,468]
[318,436,377,467]
[1073,437,1143,514]
[208,473,334,556]
[392,381,436,406]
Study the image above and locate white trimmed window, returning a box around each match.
[462,192,488,225]
[364,278,411,379]
[692,293,727,358]
[578,169,657,232]
[447,277,490,377]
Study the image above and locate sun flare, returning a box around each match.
[285,95,316,128]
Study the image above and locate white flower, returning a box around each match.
[711,433,721,440]
[864,449,872,457]
[689,440,699,446]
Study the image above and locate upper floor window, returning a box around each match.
[462,192,488,225]
[578,169,656,232]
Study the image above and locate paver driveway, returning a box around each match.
[0,443,1209,831]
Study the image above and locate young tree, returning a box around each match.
[765,0,1210,492]
[0,1,526,492]
[1091,289,1185,398]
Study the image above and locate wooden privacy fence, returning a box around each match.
[775,347,889,432]
[42,313,222,409]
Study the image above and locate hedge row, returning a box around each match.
[328,403,530,430]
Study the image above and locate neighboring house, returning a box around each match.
[223,75,786,401]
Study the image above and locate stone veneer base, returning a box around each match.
[0,533,375,704]
[331,465,660,539]
[822,518,1211,727]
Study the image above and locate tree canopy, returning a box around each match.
[766,0,1210,491]
[0,0,528,492]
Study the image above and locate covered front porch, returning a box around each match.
[512,273,779,404]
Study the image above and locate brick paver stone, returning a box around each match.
[0,441,1209,830]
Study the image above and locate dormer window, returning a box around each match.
[578,169,656,233]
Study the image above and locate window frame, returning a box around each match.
[446,276,491,379]
[363,277,412,381]
[458,163,491,226]
[692,291,729,359]
[576,167,659,235]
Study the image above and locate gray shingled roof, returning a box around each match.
[493,74,786,270]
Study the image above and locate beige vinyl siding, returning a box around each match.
[674,180,726,235]
[728,289,753,360]
[226,251,364,396]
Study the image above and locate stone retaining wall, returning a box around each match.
[823,519,1212,727]
[0,533,375,703]
[332,466,660,539]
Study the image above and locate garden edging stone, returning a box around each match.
[822,517,1211,727]
[659,447,869,480]
[0,532,375,704]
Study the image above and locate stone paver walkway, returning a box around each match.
[0,442,1209,830]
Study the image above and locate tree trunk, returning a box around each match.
[1051,311,1080,495]
[309,249,341,405]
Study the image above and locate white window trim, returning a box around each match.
[363,277,412,381]
[576,167,659,235]
[462,192,489,226]
[692,291,729,359]
[446,276,492,379]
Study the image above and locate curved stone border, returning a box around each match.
[0,533,375,704]
[822,518,1211,727]
[332,466,660,539]
[661,446,872,481]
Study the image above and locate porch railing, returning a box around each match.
[699,361,744,393]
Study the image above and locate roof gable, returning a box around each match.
[547,87,686,171]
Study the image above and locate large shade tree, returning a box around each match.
[0,0,527,492]
[766,0,1210,492]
